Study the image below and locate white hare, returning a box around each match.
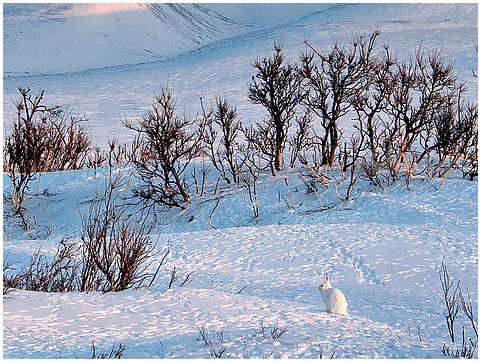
[318,274,348,315]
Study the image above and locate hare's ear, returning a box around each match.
[325,274,330,282]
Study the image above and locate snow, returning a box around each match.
[3,3,478,359]
[3,3,246,76]
[3,166,477,358]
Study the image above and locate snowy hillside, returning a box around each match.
[3,3,245,76]
[3,166,478,358]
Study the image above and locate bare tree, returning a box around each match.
[203,97,243,184]
[249,43,303,172]
[350,43,396,170]
[125,89,204,209]
[383,50,458,177]
[300,31,380,167]
[417,85,478,180]
[288,110,315,168]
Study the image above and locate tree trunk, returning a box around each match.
[394,134,411,172]
[327,123,338,167]
[274,147,283,171]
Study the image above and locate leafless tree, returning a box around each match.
[202,97,243,184]
[382,50,458,178]
[288,110,315,168]
[124,89,204,209]
[249,42,303,172]
[300,31,380,167]
[417,85,478,181]
[350,42,396,171]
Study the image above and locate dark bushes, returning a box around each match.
[3,241,79,293]
[4,87,91,214]
[248,43,303,173]
[125,89,204,209]
[79,147,159,292]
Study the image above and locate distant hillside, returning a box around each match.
[3,3,246,76]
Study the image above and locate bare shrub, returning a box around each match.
[242,121,278,176]
[85,138,144,170]
[195,326,230,358]
[79,164,158,292]
[4,87,90,214]
[125,89,204,209]
[79,143,161,292]
[240,153,261,218]
[319,349,337,359]
[249,42,303,173]
[288,110,315,168]
[334,134,365,202]
[350,42,396,174]
[439,262,461,344]
[203,97,243,184]
[89,342,126,359]
[3,260,23,297]
[381,50,459,179]
[259,323,287,341]
[439,262,478,358]
[7,240,80,293]
[191,158,210,197]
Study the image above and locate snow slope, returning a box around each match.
[3,3,477,147]
[3,166,478,358]
[202,4,335,26]
[3,3,245,76]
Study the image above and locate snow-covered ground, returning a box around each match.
[3,166,478,358]
[3,3,478,359]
